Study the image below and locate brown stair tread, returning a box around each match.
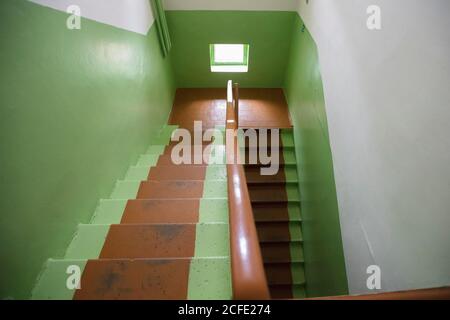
[265,262,294,285]
[252,203,289,222]
[74,258,190,300]
[157,154,212,166]
[248,184,289,202]
[251,199,301,204]
[122,199,200,224]
[148,166,207,181]
[137,180,204,199]
[99,224,196,259]
[163,143,215,157]
[269,284,305,300]
[264,262,305,285]
[244,166,287,183]
[256,222,293,242]
[252,202,301,222]
[260,242,303,263]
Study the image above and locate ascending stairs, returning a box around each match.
[242,128,305,299]
[32,125,232,300]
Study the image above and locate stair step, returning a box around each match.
[244,165,298,183]
[136,154,160,167]
[269,284,306,299]
[240,129,294,148]
[157,152,226,166]
[125,165,226,182]
[135,180,227,199]
[248,182,300,202]
[252,202,301,222]
[149,165,226,181]
[149,165,207,180]
[137,180,203,199]
[256,221,302,242]
[92,199,228,224]
[32,257,231,300]
[65,223,229,260]
[260,242,304,263]
[265,262,305,285]
[240,148,296,165]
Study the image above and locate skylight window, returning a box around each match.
[210,44,249,73]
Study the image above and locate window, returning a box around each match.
[210,44,249,73]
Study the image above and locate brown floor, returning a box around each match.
[168,88,292,129]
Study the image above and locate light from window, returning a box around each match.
[210,44,249,73]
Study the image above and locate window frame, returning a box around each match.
[210,44,250,68]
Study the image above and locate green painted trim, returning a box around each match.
[187,258,232,300]
[194,223,230,257]
[125,166,152,181]
[205,165,227,181]
[292,284,306,299]
[203,180,228,198]
[282,149,297,164]
[283,164,299,182]
[151,0,172,56]
[31,259,87,300]
[90,200,127,225]
[136,154,160,167]
[287,202,302,222]
[110,180,141,199]
[288,222,303,242]
[285,182,301,201]
[146,145,166,155]
[199,199,229,223]
[64,225,110,259]
[289,242,304,263]
[281,129,295,147]
[291,263,306,284]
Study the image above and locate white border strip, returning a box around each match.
[163,0,299,11]
[29,0,155,35]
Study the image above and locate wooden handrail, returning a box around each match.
[308,286,450,300]
[226,80,270,300]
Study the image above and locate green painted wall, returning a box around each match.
[283,15,349,297]
[166,11,296,88]
[0,0,175,299]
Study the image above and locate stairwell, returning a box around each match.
[242,128,305,299]
[32,125,232,299]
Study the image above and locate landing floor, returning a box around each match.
[168,88,292,130]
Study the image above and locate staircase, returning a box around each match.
[242,128,305,299]
[32,125,232,300]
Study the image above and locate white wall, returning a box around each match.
[163,0,298,11]
[296,0,450,294]
[29,0,154,34]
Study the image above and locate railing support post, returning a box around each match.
[233,83,239,128]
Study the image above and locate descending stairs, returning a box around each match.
[32,125,232,300]
[242,128,305,299]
